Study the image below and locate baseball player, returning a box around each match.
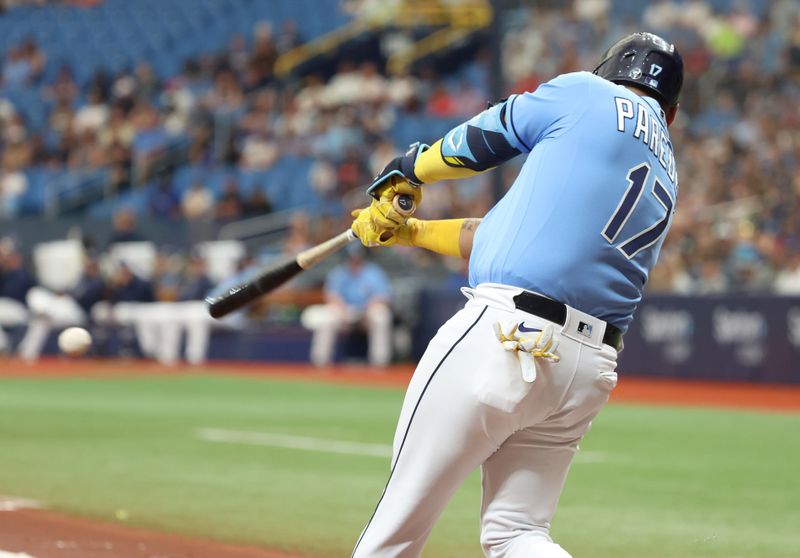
[349,33,683,557]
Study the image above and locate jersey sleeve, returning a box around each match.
[505,72,590,152]
[412,72,591,184]
[438,99,523,169]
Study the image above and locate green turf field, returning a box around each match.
[0,372,798,558]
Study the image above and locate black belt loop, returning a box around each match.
[512,291,623,351]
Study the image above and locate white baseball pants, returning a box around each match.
[301,303,392,367]
[352,283,619,558]
[92,301,216,365]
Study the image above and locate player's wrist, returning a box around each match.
[367,143,428,198]
[398,142,428,186]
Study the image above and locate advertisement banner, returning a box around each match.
[621,296,800,384]
[414,290,800,384]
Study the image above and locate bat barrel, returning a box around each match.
[206,258,303,318]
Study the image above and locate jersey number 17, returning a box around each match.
[602,162,674,259]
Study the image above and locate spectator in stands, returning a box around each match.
[73,86,109,134]
[323,60,361,107]
[148,177,181,219]
[214,178,244,222]
[130,102,169,181]
[68,128,108,169]
[246,21,278,88]
[178,254,214,301]
[88,260,153,358]
[109,263,153,304]
[134,62,160,102]
[43,64,79,106]
[226,33,250,78]
[18,257,105,361]
[182,181,214,220]
[284,212,312,254]
[0,238,33,352]
[240,129,280,169]
[2,0,800,300]
[205,67,245,115]
[301,244,392,367]
[3,114,32,169]
[450,79,486,118]
[2,44,31,87]
[276,20,302,53]
[355,61,388,104]
[387,68,422,110]
[109,208,143,244]
[48,96,75,138]
[426,80,458,118]
[0,164,27,217]
[242,188,273,218]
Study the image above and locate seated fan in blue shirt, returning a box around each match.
[300,243,392,366]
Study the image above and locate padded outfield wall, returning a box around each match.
[414,290,800,384]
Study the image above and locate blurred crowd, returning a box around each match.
[1,0,800,296]
[501,0,800,295]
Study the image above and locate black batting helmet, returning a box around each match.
[593,32,683,107]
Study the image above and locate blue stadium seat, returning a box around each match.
[88,186,151,219]
[0,0,353,83]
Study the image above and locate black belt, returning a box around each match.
[512,291,623,351]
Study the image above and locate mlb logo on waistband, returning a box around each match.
[577,321,593,338]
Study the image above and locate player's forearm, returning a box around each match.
[413,100,522,184]
[404,218,481,260]
[413,140,491,183]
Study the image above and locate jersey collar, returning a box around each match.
[641,95,667,124]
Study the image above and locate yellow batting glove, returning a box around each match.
[368,175,423,230]
[350,208,397,247]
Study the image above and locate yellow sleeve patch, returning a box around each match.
[415,140,487,183]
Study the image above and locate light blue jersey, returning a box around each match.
[326,262,391,311]
[458,72,678,331]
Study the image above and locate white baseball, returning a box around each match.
[58,327,92,357]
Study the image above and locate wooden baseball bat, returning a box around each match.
[206,194,415,319]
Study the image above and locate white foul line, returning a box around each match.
[196,427,609,463]
[0,497,42,512]
[196,428,393,458]
[0,552,37,558]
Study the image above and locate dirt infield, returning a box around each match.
[1,357,799,558]
[0,503,300,558]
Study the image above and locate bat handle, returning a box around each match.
[296,229,356,269]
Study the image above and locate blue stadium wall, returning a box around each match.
[414,289,800,384]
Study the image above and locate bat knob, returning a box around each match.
[393,194,415,216]
[397,194,413,211]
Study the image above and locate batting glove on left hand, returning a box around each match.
[367,175,422,230]
[350,207,398,247]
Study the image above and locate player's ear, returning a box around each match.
[665,103,678,127]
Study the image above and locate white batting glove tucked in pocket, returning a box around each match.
[493,321,561,383]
